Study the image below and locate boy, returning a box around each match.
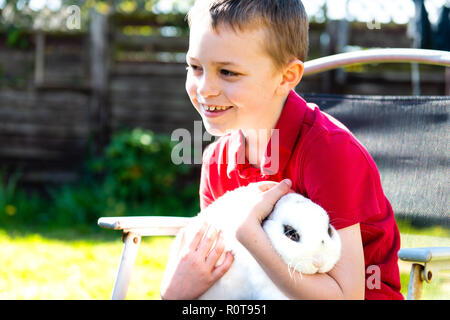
[161,0,403,300]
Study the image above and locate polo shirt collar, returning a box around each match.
[226,90,307,179]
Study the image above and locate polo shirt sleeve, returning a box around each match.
[302,132,382,230]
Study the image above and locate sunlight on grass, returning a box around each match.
[0,230,173,299]
[127,236,173,299]
[0,222,448,300]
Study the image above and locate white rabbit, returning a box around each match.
[181,184,342,300]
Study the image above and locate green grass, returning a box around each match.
[0,228,173,299]
[0,220,448,300]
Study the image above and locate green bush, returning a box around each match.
[46,182,109,226]
[0,170,47,226]
[89,128,193,203]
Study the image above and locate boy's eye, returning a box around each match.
[220,69,238,77]
[186,64,201,72]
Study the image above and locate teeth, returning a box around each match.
[202,104,231,112]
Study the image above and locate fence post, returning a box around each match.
[321,20,349,93]
[89,9,110,155]
[34,31,45,86]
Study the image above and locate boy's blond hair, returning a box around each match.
[187,0,309,70]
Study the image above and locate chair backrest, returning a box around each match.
[301,93,449,227]
[301,49,449,226]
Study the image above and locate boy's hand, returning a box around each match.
[236,179,292,242]
[160,179,290,299]
[160,221,234,300]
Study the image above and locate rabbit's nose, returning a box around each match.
[313,255,324,269]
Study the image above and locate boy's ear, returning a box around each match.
[275,59,304,96]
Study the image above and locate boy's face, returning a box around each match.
[186,18,284,136]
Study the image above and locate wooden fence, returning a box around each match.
[0,11,448,186]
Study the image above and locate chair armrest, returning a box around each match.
[98,216,192,236]
[398,247,450,263]
[398,247,450,283]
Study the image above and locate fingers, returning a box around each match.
[196,225,219,257]
[188,221,209,251]
[253,179,292,193]
[187,221,223,263]
[205,230,225,267]
[255,181,278,192]
[192,224,232,273]
[261,179,292,205]
[212,251,234,279]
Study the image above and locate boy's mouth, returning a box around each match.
[200,104,233,114]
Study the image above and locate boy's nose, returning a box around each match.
[197,75,220,98]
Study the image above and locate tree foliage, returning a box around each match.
[0,0,195,31]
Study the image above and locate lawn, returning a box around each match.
[0,221,449,300]
[0,228,172,299]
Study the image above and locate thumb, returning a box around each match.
[261,179,292,206]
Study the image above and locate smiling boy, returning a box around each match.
[160,0,403,300]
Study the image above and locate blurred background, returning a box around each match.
[0,0,449,299]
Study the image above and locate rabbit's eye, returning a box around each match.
[284,225,300,242]
[328,225,333,237]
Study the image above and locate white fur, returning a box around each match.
[184,184,341,300]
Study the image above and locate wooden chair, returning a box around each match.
[98,48,450,300]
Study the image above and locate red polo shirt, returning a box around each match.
[199,90,403,300]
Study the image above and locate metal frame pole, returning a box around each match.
[406,263,424,300]
[111,232,141,300]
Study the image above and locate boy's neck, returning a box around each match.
[242,93,288,168]
[243,129,271,169]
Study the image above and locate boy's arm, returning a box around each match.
[235,180,365,300]
[237,219,365,299]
